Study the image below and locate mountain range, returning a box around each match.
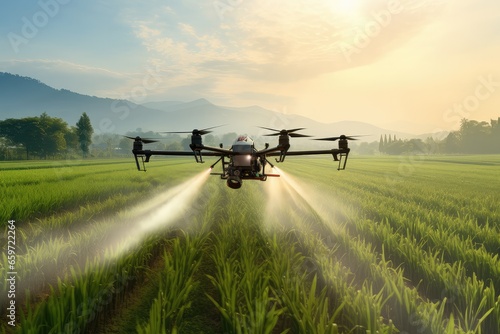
[0,72,440,141]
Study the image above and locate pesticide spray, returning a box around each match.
[264,167,344,233]
[14,169,212,298]
[104,168,212,258]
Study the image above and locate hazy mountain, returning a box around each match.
[145,99,413,142]
[0,72,427,141]
[0,72,167,135]
[142,100,185,110]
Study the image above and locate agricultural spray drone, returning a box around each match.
[126,126,360,189]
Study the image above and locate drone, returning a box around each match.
[126,126,360,189]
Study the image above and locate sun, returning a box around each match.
[328,0,361,16]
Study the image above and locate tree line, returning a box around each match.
[1,114,498,160]
[379,117,500,155]
[0,112,93,160]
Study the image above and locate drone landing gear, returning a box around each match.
[265,158,275,168]
[275,151,287,163]
[133,153,150,171]
[193,150,204,163]
[334,152,349,170]
[260,158,279,180]
[209,156,230,179]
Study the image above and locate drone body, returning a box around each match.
[127,127,357,189]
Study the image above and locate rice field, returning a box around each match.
[1,155,499,333]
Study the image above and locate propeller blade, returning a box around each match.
[287,127,306,133]
[162,125,225,136]
[289,133,312,138]
[197,129,213,136]
[142,138,159,144]
[314,136,341,141]
[123,136,159,144]
[258,126,280,132]
[314,135,365,141]
[201,125,226,131]
[259,126,309,137]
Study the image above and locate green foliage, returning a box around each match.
[76,112,94,157]
[0,113,77,159]
[379,117,500,154]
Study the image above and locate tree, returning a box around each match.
[379,135,384,153]
[76,112,93,157]
[491,118,500,153]
[65,126,79,153]
[458,119,491,153]
[443,131,461,153]
[38,112,69,158]
[0,114,73,159]
[0,117,43,159]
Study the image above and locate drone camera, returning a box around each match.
[227,175,242,189]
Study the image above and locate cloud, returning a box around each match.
[226,0,446,77]
[125,0,445,86]
[134,24,162,40]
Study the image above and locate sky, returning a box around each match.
[1,0,499,134]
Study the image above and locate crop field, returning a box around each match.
[1,155,499,333]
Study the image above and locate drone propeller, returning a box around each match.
[259,127,311,138]
[314,135,364,141]
[123,135,159,144]
[163,125,224,136]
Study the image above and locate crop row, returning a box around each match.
[137,232,209,334]
[204,182,343,333]
[2,156,498,333]
[277,157,500,333]
[17,234,163,333]
[0,159,210,329]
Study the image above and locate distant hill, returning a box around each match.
[0,72,167,135]
[0,72,422,141]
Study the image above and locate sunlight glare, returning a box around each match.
[328,0,361,16]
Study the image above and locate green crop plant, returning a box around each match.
[17,235,161,333]
[205,190,285,334]
[137,232,208,334]
[2,155,499,333]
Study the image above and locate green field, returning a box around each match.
[1,155,499,333]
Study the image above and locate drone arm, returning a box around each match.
[131,147,233,170]
[267,148,350,169]
[194,145,235,156]
[256,143,290,163]
[133,149,199,157]
[268,148,348,156]
[255,144,288,155]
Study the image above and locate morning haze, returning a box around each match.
[1,0,499,133]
